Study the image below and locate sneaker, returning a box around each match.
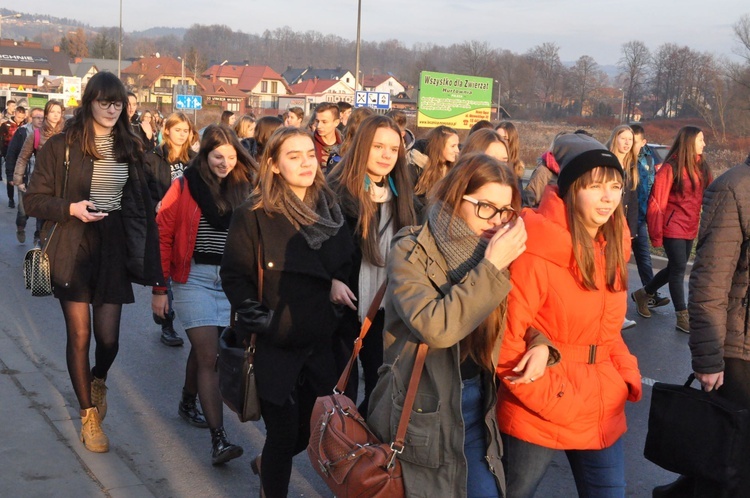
[80,407,109,453]
[8,199,15,209]
[631,287,652,318]
[622,318,637,330]
[648,292,671,308]
[16,229,25,244]
[91,376,108,420]
[160,326,184,347]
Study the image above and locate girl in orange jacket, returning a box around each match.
[496,133,642,498]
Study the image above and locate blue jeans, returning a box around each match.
[631,222,654,286]
[463,375,500,498]
[502,434,625,498]
[645,237,692,311]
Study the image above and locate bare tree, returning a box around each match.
[569,55,603,116]
[618,41,650,121]
[733,14,750,63]
[450,40,496,76]
[526,42,563,114]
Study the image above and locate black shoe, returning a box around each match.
[160,326,184,347]
[8,199,15,209]
[178,389,208,428]
[210,427,243,465]
[648,292,671,308]
[653,475,694,498]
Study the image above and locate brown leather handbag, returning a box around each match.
[307,282,429,497]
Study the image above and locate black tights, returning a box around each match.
[184,326,223,429]
[60,300,122,410]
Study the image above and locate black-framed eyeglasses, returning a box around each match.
[96,100,123,111]
[462,195,518,223]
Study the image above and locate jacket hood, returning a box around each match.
[521,185,574,269]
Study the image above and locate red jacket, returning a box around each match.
[496,186,642,450]
[154,176,201,290]
[647,159,711,246]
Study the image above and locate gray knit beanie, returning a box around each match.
[553,133,624,196]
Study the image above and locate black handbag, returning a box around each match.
[216,240,264,423]
[23,145,69,297]
[644,373,749,486]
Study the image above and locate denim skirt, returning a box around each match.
[171,262,231,330]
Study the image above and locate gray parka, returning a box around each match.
[367,224,554,498]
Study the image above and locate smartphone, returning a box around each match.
[86,207,101,213]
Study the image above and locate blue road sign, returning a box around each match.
[176,94,202,110]
[354,91,390,109]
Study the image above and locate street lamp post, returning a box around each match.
[495,79,502,121]
[354,0,362,92]
[117,0,122,78]
[0,13,22,40]
[619,88,625,123]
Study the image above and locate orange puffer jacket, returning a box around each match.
[496,186,642,450]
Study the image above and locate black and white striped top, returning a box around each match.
[90,134,129,212]
[193,214,228,265]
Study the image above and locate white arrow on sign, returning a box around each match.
[378,93,389,105]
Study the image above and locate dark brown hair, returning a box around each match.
[328,115,417,266]
[495,121,525,177]
[665,125,710,192]
[338,106,375,157]
[414,125,458,196]
[431,153,520,371]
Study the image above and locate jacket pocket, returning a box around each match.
[390,392,442,469]
[665,210,675,227]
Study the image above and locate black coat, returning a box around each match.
[143,144,196,204]
[220,203,354,405]
[24,133,163,288]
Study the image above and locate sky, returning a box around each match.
[14,0,750,65]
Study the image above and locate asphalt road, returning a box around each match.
[0,179,689,497]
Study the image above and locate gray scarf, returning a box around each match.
[279,185,344,249]
[427,201,488,284]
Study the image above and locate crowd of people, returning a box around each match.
[1,72,748,498]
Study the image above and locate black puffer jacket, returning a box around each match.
[143,144,196,204]
[689,155,750,373]
[24,133,163,288]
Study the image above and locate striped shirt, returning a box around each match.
[193,214,228,265]
[90,134,128,212]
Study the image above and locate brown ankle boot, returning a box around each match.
[91,377,108,420]
[80,407,109,453]
[676,310,690,333]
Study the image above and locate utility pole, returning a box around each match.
[117,0,122,78]
[354,0,361,92]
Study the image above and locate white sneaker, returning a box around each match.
[622,318,637,330]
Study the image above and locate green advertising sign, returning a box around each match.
[417,71,493,129]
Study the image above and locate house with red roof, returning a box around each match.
[121,56,197,110]
[195,77,249,114]
[362,74,405,96]
[202,64,291,113]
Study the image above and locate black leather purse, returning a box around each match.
[644,374,749,487]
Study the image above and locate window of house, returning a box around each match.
[160,78,171,88]
[261,81,268,93]
[33,70,42,76]
[224,79,232,85]
[271,81,278,94]
[227,102,239,112]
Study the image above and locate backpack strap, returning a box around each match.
[33,127,41,152]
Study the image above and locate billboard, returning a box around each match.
[417,71,493,129]
[38,75,82,108]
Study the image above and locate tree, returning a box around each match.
[569,55,603,116]
[450,40,496,77]
[64,28,89,58]
[89,32,117,59]
[526,42,563,114]
[618,41,650,122]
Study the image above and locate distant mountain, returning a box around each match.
[130,27,187,39]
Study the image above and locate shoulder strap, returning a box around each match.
[33,127,41,151]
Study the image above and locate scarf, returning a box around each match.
[278,185,344,249]
[427,200,488,284]
[183,166,232,230]
[358,188,394,322]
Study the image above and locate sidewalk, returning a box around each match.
[0,325,155,498]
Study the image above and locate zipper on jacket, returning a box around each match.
[665,210,675,226]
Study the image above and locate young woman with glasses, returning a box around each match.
[367,153,555,497]
[24,72,163,453]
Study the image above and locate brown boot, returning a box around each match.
[676,310,690,333]
[80,407,109,453]
[91,376,108,421]
[631,287,652,318]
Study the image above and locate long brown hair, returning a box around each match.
[42,99,64,137]
[665,125,710,192]
[495,121,525,177]
[461,129,509,161]
[253,126,336,218]
[414,125,458,196]
[328,115,417,266]
[64,71,143,163]
[192,124,253,214]
[162,112,194,164]
[606,124,638,190]
[564,167,628,292]
[338,106,375,157]
[431,153,520,372]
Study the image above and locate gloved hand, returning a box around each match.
[234,299,274,344]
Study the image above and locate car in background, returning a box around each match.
[648,143,669,165]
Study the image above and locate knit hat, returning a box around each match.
[553,133,624,197]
